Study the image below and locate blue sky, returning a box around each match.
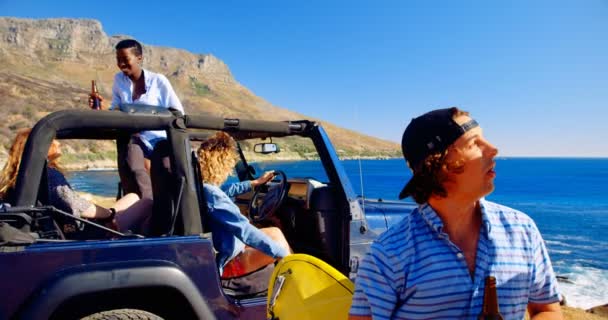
[2,0,607,157]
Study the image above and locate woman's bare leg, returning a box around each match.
[260,227,292,253]
[113,192,140,211]
[221,227,291,278]
[235,227,291,266]
[114,198,153,233]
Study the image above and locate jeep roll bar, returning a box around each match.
[14,108,319,236]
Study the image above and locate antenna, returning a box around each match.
[355,105,365,215]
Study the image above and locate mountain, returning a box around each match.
[0,17,399,166]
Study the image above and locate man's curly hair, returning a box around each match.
[197,131,239,186]
[408,108,469,204]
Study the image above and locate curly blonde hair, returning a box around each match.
[0,128,63,199]
[197,131,239,186]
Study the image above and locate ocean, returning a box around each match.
[67,158,608,309]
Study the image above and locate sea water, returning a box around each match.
[67,157,608,309]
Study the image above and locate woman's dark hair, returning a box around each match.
[115,39,143,56]
[408,108,469,204]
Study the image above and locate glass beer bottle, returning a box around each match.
[478,276,504,320]
[91,80,101,110]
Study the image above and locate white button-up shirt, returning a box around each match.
[111,68,184,153]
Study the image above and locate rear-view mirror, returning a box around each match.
[254,143,280,154]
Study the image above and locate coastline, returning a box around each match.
[56,156,401,171]
[61,159,117,171]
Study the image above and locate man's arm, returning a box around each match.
[527,219,562,319]
[110,78,121,110]
[349,245,399,319]
[528,302,562,319]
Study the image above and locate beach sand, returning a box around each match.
[548,305,608,319]
[579,305,608,319]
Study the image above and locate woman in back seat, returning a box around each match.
[196,132,291,280]
[0,129,151,236]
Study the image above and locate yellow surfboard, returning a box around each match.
[266,254,355,320]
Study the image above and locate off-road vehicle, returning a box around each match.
[0,107,415,319]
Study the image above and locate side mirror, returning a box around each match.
[253,143,280,154]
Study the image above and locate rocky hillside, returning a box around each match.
[0,17,399,165]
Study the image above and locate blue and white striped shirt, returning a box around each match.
[350,199,560,319]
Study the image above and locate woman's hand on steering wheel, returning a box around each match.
[251,170,275,189]
[248,170,288,224]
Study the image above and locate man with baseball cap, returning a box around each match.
[349,108,562,319]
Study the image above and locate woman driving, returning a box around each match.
[196,132,291,281]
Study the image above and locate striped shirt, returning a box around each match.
[350,199,560,319]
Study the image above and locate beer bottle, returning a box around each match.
[478,276,504,320]
[91,80,101,110]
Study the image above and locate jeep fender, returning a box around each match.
[18,260,215,320]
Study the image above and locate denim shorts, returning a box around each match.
[132,136,164,159]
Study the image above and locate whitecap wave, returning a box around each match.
[557,265,608,309]
[546,234,607,245]
[544,238,606,252]
[550,249,572,255]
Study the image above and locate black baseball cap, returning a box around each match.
[398,107,478,200]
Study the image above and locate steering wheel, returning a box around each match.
[249,170,289,223]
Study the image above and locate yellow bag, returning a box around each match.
[266,254,354,320]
